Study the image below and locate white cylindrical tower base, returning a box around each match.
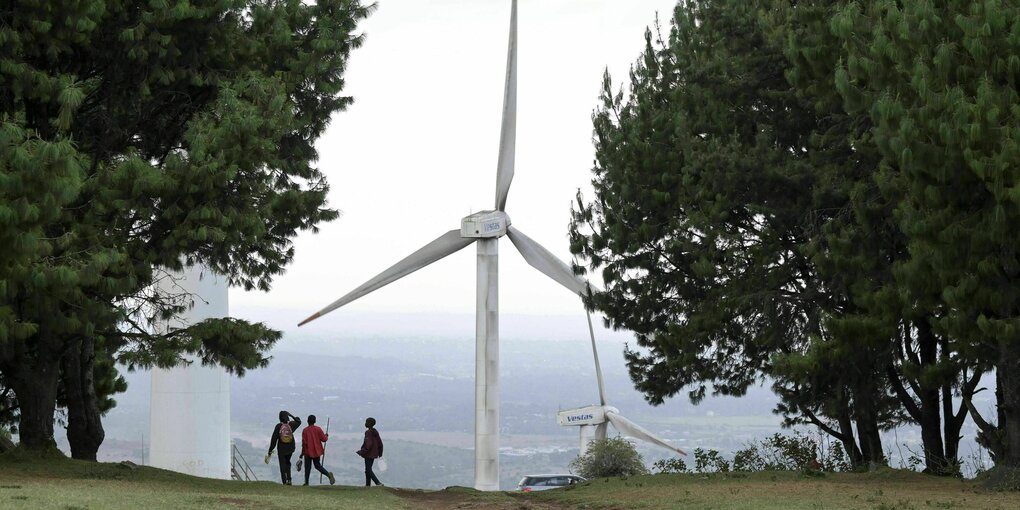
[474,238,500,491]
[149,264,231,479]
[579,424,597,457]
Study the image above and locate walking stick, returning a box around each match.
[320,416,330,484]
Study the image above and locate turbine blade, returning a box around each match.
[587,311,608,407]
[298,230,475,326]
[507,226,595,297]
[606,411,687,456]
[494,0,517,211]
[508,227,609,411]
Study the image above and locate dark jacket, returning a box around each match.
[358,428,383,459]
[269,417,302,455]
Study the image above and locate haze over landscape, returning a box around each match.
[83,311,991,489]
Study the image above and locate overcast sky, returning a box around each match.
[232,0,678,328]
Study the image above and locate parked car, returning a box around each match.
[517,474,585,492]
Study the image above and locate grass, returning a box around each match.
[529,469,1020,510]
[2,451,1019,510]
[0,452,403,510]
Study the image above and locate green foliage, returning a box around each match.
[693,448,730,474]
[652,457,688,474]
[570,0,1019,473]
[0,422,13,453]
[0,0,374,450]
[731,432,850,473]
[569,0,898,469]
[831,0,1020,467]
[119,318,280,377]
[570,437,650,479]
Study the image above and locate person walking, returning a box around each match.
[265,410,302,485]
[299,414,335,485]
[356,417,384,487]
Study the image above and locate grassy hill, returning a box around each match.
[2,453,1019,509]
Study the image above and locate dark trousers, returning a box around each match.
[303,456,329,485]
[277,451,294,484]
[365,457,382,486]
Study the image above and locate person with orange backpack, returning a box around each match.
[265,410,302,484]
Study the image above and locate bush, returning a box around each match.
[0,428,14,453]
[570,437,649,478]
[730,431,850,473]
[694,448,730,473]
[653,457,688,474]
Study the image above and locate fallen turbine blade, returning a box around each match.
[299,230,475,326]
[493,0,517,211]
[606,411,687,456]
[507,226,595,296]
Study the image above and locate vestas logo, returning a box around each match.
[484,221,502,232]
[567,414,594,423]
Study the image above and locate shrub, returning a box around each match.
[732,444,767,472]
[818,436,851,473]
[694,448,730,473]
[0,428,14,453]
[730,431,851,473]
[570,437,649,478]
[653,457,689,474]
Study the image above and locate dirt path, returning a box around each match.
[390,488,573,510]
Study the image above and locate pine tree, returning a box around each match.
[776,0,980,475]
[569,0,897,468]
[832,0,1020,473]
[0,0,374,456]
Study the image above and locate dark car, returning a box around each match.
[517,474,585,492]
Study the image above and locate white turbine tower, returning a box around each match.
[556,315,687,458]
[299,0,596,490]
[149,264,232,479]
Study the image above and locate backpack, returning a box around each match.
[279,423,294,444]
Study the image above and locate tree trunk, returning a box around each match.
[943,381,965,470]
[62,336,105,461]
[998,340,1020,468]
[942,360,979,475]
[966,385,1004,463]
[915,321,948,474]
[853,387,885,467]
[855,415,884,466]
[9,358,61,450]
[836,404,865,469]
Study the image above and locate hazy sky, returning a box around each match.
[233,0,679,326]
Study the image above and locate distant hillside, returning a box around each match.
[82,327,992,489]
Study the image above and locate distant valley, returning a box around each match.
[73,313,990,489]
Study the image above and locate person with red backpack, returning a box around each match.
[266,410,301,484]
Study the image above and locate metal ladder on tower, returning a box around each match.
[231,442,258,481]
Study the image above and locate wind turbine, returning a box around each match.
[150,265,232,479]
[556,312,688,458]
[299,0,588,491]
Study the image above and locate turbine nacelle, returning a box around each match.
[556,405,613,427]
[559,315,688,458]
[461,210,511,238]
